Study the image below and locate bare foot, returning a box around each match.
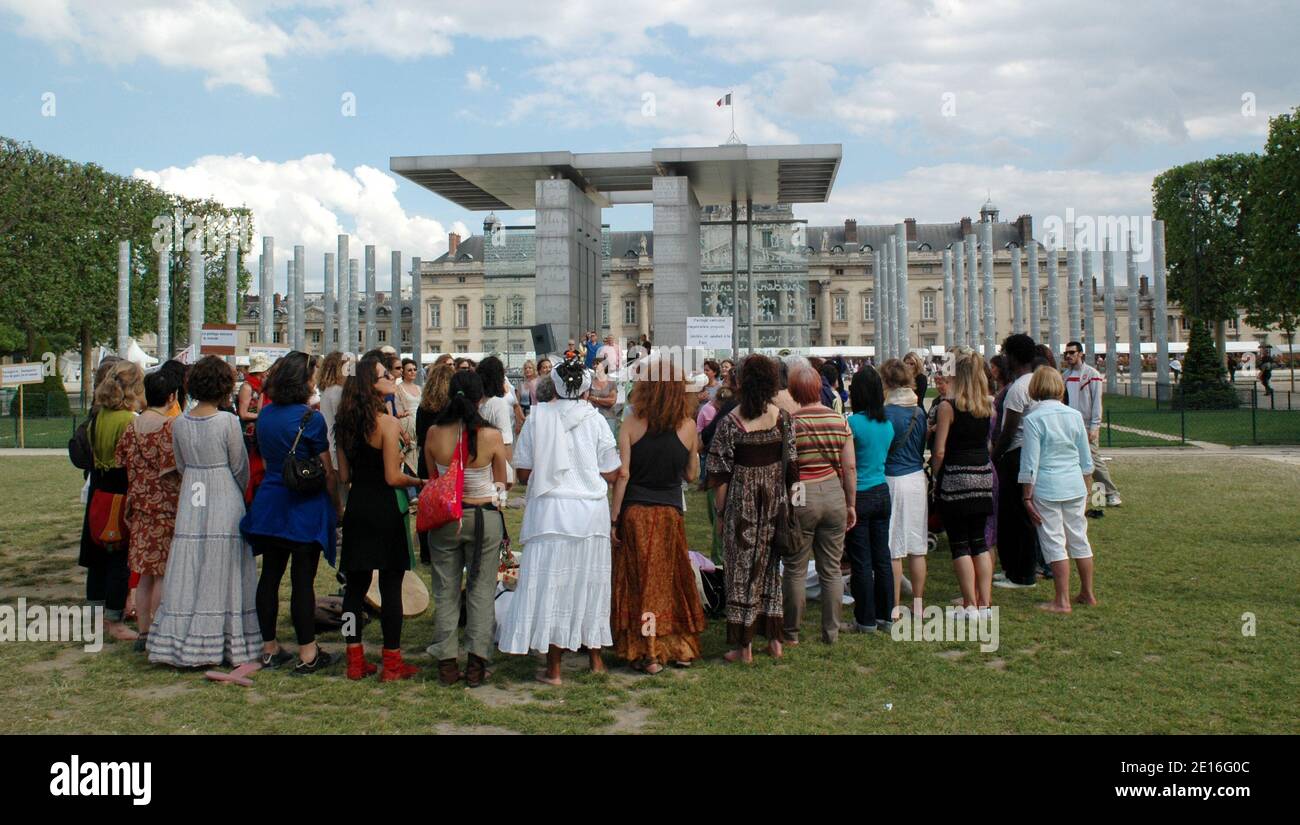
[1037,602,1072,614]
[589,654,607,674]
[535,670,563,686]
[107,622,138,642]
[767,639,784,659]
[723,646,753,664]
[1074,593,1099,606]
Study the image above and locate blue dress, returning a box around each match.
[240,403,337,565]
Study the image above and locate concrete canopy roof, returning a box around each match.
[390,144,841,210]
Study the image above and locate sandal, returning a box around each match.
[630,658,663,675]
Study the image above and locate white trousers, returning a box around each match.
[1033,495,1093,564]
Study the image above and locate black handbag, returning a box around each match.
[769,413,801,559]
[68,409,98,471]
[283,410,327,495]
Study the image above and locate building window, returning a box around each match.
[761,229,774,248]
[430,303,441,328]
[402,328,410,344]
[922,292,936,321]
[430,341,443,353]
[483,302,496,327]
[508,298,524,326]
[602,299,609,327]
[455,303,468,329]
[273,331,281,344]
[924,336,937,347]
[833,295,846,322]
[379,329,388,342]
[482,340,497,354]
[1228,316,1238,331]
[457,276,466,284]
[454,340,469,353]
[863,294,874,321]
[508,340,525,353]
[834,268,844,276]
[833,337,848,347]
[310,329,321,344]
[623,299,637,326]
[1040,291,1049,319]
[807,296,817,321]
[1180,316,1190,331]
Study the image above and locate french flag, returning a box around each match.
[716,93,732,107]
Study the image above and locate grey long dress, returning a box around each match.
[148,411,262,667]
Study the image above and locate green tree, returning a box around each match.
[1152,153,1258,362]
[1173,319,1238,409]
[1244,106,1300,390]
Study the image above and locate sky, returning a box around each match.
[2,0,1296,290]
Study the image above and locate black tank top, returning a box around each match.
[626,429,690,511]
[940,399,991,466]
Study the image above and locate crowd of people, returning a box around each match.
[74,329,1111,687]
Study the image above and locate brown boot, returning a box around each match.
[437,658,462,686]
[465,654,491,688]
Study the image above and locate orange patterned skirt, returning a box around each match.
[611,503,708,663]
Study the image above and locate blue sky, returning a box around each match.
[2,0,1296,288]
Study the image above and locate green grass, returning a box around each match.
[1,456,1297,733]
[1102,394,1300,446]
[0,415,82,449]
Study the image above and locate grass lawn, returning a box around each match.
[0,415,82,449]
[1,455,1297,734]
[1102,394,1300,446]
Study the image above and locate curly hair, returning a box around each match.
[476,356,506,399]
[419,362,454,413]
[736,354,777,419]
[317,351,349,391]
[879,358,913,391]
[186,356,236,405]
[94,361,144,412]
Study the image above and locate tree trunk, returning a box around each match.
[80,323,92,412]
[1214,319,1227,365]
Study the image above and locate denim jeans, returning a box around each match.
[845,483,893,627]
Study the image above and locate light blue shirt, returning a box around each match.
[848,413,893,490]
[1018,400,1094,502]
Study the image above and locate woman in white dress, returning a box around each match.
[498,355,623,685]
[394,358,422,469]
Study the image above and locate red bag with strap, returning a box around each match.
[89,489,129,552]
[417,425,465,533]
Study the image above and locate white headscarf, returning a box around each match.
[551,363,593,399]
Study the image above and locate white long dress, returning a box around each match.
[497,399,621,654]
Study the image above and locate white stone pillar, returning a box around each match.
[966,233,979,350]
[1011,243,1024,334]
[981,221,995,357]
[293,244,306,352]
[953,239,966,348]
[1103,240,1118,394]
[349,258,360,353]
[410,257,423,372]
[364,244,377,351]
[1153,220,1171,401]
[873,250,883,358]
[942,249,954,348]
[1127,243,1142,395]
[337,235,350,356]
[1046,242,1061,356]
[323,252,335,353]
[157,241,170,359]
[260,238,273,346]
[117,240,131,355]
[390,251,403,355]
[188,237,204,356]
[895,223,909,356]
[1067,246,1082,347]
[1027,240,1041,342]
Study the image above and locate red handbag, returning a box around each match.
[88,489,129,552]
[417,426,465,533]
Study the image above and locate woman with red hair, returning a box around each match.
[610,356,708,673]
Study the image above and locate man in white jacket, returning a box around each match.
[1062,341,1121,507]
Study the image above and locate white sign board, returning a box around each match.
[687,316,734,349]
[248,346,291,362]
[199,324,238,355]
[1,363,45,385]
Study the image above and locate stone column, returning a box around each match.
[1084,251,1097,366]
[117,240,130,356]
[294,244,306,352]
[323,252,335,353]
[880,240,892,359]
[638,283,650,338]
[364,244,377,351]
[188,238,204,355]
[981,221,995,357]
[966,233,979,350]
[410,257,423,372]
[537,178,603,347]
[942,249,954,349]
[337,235,350,356]
[1103,240,1118,394]
[1045,242,1061,356]
[819,280,832,346]
[953,239,966,348]
[1127,243,1142,395]
[1011,243,1024,334]
[260,238,274,347]
[390,251,402,355]
[873,250,883,358]
[349,259,360,353]
[225,238,239,326]
[1153,220,1171,401]
[1027,240,1041,342]
[895,223,910,356]
[650,176,701,351]
[285,260,296,351]
[1067,246,1082,347]
[157,241,170,359]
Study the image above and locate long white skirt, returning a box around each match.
[497,534,612,654]
[887,470,929,559]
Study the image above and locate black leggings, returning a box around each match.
[255,538,321,646]
[85,551,131,621]
[943,512,989,558]
[342,569,403,649]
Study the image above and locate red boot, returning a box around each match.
[346,644,377,680]
[380,648,420,682]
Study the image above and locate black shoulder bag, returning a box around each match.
[283,410,327,494]
[770,413,802,559]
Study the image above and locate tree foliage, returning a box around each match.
[1243,106,1300,345]
[1173,319,1239,410]
[1152,153,1257,323]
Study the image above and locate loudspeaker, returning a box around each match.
[530,323,556,356]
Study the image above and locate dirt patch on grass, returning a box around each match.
[21,646,88,674]
[936,649,968,661]
[985,657,1008,671]
[127,683,196,702]
[472,682,562,709]
[606,701,652,734]
[434,722,519,735]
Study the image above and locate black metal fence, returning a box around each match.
[1101,387,1300,447]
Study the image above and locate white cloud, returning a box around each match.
[133,153,469,292]
[464,66,494,91]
